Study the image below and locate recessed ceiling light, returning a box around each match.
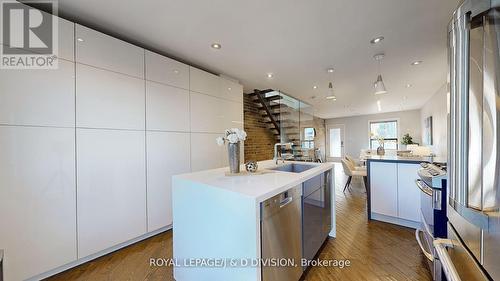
[326,68,334,73]
[377,100,382,112]
[77,38,84,42]
[228,87,232,91]
[211,43,221,49]
[173,69,179,74]
[370,36,384,44]
[411,60,423,65]
[406,84,412,88]
[267,73,274,78]
[326,95,337,100]
[313,85,318,89]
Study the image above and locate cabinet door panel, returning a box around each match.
[76,64,145,130]
[0,126,76,281]
[223,100,244,130]
[190,67,220,97]
[219,78,243,103]
[190,92,225,133]
[0,60,75,127]
[370,162,398,217]
[191,133,223,172]
[147,132,190,231]
[146,81,189,132]
[145,51,189,89]
[397,163,421,222]
[75,24,144,78]
[0,6,74,61]
[77,129,146,258]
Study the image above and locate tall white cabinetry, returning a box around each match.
[0,8,243,280]
[369,161,421,228]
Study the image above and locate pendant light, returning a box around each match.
[326,68,337,100]
[373,53,387,95]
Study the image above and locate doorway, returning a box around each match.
[326,124,345,162]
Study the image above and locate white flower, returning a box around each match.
[216,137,225,146]
[227,133,239,144]
[236,130,247,141]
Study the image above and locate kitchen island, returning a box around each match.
[366,155,438,228]
[172,160,335,281]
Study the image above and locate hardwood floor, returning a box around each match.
[47,163,431,281]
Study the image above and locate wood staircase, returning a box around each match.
[248,89,301,144]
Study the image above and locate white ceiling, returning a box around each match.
[53,0,459,119]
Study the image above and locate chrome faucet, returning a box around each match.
[274,142,293,165]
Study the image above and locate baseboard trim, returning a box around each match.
[28,225,172,281]
[371,213,420,229]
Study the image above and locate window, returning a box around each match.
[302,128,315,149]
[369,120,398,150]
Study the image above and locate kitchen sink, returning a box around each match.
[268,163,316,173]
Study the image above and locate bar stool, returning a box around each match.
[341,159,367,192]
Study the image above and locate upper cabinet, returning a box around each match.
[0,60,75,127]
[76,64,145,130]
[145,51,189,90]
[190,67,220,97]
[190,67,243,102]
[219,78,243,103]
[75,24,144,78]
[0,4,74,61]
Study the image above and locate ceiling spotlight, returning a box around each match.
[326,68,334,73]
[77,38,84,42]
[411,60,423,65]
[211,43,222,49]
[267,73,274,78]
[406,84,412,88]
[370,36,384,44]
[313,85,318,89]
[373,53,387,95]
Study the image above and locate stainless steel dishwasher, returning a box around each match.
[261,185,302,281]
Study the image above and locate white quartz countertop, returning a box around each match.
[364,155,445,163]
[174,160,334,203]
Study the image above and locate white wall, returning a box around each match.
[0,5,243,280]
[420,83,448,158]
[325,110,422,158]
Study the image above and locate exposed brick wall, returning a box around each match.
[244,94,276,161]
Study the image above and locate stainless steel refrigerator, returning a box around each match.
[443,0,500,280]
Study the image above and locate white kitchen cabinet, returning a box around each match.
[145,50,189,89]
[0,126,76,281]
[370,161,398,217]
[146,131,190,231]
[191,133,223,172]
[76,129,146,258]
[75,24,144,78]
[0,6,74,62]
[190,92,225,133]
[397,163,421,222]
[76,64,145,130]
[0,60,75,127]
[190,67,221,97]
[223,99,244,130]
[219,78,243,103]
[146,81,189,132]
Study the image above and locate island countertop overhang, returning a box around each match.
[173,160,335,203]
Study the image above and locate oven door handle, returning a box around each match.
[434,239,461,281]
[415,179,433,196]
[415,229,434,261]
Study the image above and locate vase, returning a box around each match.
[228,142,240,173]
[376,145,385,156]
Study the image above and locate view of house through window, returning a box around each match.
[369,120,398,150]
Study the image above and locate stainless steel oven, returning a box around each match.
[416,163,447,281]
